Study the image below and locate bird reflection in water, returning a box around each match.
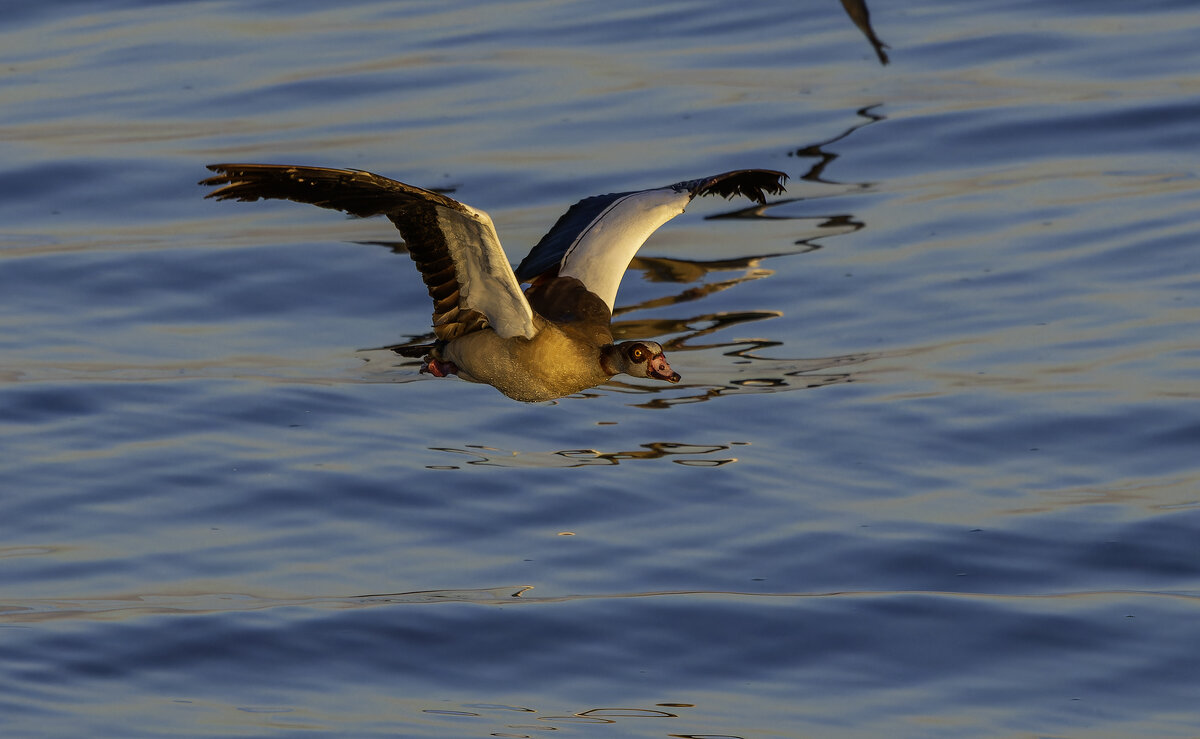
[414,698,744,737]
[427,441,745,469]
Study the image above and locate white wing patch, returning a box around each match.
[437,207,538,340]
[558,187,692,312]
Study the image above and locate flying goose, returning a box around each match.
[201,164,787,402]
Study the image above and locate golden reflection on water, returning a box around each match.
[1005,474,1200,516]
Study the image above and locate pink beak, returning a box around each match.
[648,353,681,383]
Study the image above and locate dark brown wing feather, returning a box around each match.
[201,164,490,341]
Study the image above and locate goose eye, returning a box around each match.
[629,345,646,361]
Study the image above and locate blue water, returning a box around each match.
[4,0,1200,736]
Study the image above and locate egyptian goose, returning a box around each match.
[201,164,787,402]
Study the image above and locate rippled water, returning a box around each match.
[4,0,1200,736]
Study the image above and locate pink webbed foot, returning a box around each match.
[421,357,459,377]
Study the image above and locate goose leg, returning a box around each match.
[421,357,459,377]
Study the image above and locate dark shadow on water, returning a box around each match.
[787,104,886,186]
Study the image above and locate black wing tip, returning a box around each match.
[682,169,789,205]
[201,162,278,182]
[198,163,386,207]
[199,173,249,201]
[199,163,465,217]
[198,163,281,200]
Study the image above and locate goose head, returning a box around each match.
[602,341,681,384]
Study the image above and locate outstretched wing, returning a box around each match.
[201,164,537,341]
[514,169,787,312]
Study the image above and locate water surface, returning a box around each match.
[3,0,1200,736]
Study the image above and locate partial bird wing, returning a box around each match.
[514,169,787,313]
[201,164,537,341]
[841,0,890,65]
